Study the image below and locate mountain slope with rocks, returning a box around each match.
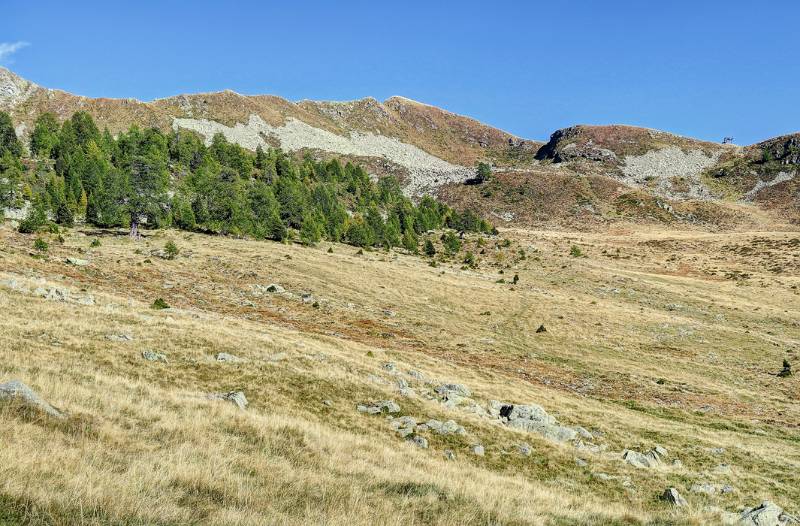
[1,220,798,525]
[2,67,797,226]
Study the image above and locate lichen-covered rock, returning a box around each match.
[0,380,65,419]
[434,383,472,399]
[660,487,687,507]
[425,419,466,435]
[740,501,799,526]
[622,446,667,468]
[493,401,577,443]
[357,400,400,415]
[141,350,168,363]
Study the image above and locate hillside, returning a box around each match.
[2,68,798,227]
[1,221,798,525]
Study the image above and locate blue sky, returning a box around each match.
[2,1,798,145]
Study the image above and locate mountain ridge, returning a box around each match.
[1,67,798,225]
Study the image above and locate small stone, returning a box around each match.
[141,350,167,363]
[267,352,287,362]
[215,352,242,362]
[575,458,588,467]
[710,447,726,455]
[65,257,89,266]
[690,483,717,495]
[409,435,428,449]
[265,284,285,293]
[660,487,687,507]
[535,324,547,333]
[322,399,333,407]
[208,391,248,410]
[517,443,533,456]
[444,449,456,460]
[471,444,485,456]
[382,362,397,372]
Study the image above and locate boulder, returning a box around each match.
[740,501,799,526]
[106,333,133,342]
[357,400,400,415]
[409,435,428,449]
[622,446,667,468]
[517,443,533,456]
[266,284,285,293]
[390,416,417,437]
[426,419,466,435]
[208,391,248,410]
[434,383,472,399]
[660,487,687,507]
[215,352,243,362]
[141,350,168,363]
[690,482,717,495]
[65,257,89,266]
[494,402,577,443]
[0,380,65,419]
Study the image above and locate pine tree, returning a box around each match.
[0,112,22,158]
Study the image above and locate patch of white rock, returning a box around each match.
[620,146,721,200]
[172,114,472,196]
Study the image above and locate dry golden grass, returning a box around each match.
[0,221,798,525]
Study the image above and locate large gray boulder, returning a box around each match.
[740,501,799,526]
[492,401,578,443]
[0,380,65,419]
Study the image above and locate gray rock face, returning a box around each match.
[660,487,687,507]
[740,501,799,526]
[0,380,65,419]
[357,400,400,415]
[141,350,168,363]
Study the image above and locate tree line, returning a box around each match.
[0,110,493,250]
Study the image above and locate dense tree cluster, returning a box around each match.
[0,110,494,250]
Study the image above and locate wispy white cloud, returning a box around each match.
[0,41,30,63]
